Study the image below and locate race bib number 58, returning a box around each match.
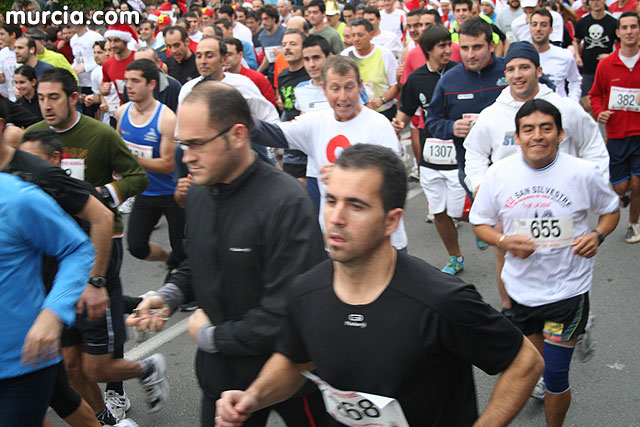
[514,217,574,248]
[302,371,409,427]
[608,86,640,112]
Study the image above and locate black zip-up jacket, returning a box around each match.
[167,158,326,397]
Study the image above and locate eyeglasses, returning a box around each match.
[177,125,234,152]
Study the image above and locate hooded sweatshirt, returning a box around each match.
[464,83,609,192]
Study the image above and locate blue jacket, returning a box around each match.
[0,174,93,380]
[426,55,508,166]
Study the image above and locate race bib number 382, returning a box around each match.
[302,371,409,427]
[514,217,574,248]
[608,86,640,112]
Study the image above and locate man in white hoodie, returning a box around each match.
[463,42,608,339]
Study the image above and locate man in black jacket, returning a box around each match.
[128,81,328,427]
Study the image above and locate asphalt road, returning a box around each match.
[48,180,640,427]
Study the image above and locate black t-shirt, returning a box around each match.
[400,61,458,170]
[575,14,618,74]
[16,95,43,121]
[4,149,96,291]
[277,66,310,165]
[277,252,523,427]
[166,53,200,85]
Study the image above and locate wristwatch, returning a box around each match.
[592,229,605,246]
[89,276,107,288]
[380,95,388,104]
[100,186,114,205]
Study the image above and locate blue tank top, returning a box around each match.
[120,101,176,196]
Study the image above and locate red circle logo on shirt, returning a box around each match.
[326,135,352,163]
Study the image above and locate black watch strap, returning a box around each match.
[593,229,605,246]
[89,276,107,288]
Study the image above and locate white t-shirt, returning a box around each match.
[512,10,564,43]
[277,107,408,250]
[0,47,17,101]
[539,45,582,103]
[619,50,640,71]
[470,152,619,307]
[70,29,104,87]
[177,73,279,123]
[233,22,254,46]
[91,66,120,125]
[189,30,203,43]
[380,9,406,40]
[372,30,404,60]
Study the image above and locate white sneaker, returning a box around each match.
[105,390,131,420]
[140,354,169,413]
[625,223,640,243]
[118,197,135,214]
[531,376,545,401]
[114,420,139,427]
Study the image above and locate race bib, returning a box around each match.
[264,46,279,63]
[124,141,153,159]
[309,100,330,111]
[514,217,574,248]
[423,138,457,165]
[302,371,410,427]
[363,82,375,101]
[608,86,640,112]
[61,158,85,181]
[463,113,479,129]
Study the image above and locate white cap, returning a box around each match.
[521,0,538,8]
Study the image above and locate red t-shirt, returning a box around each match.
[240,66,277,107]
[102,51,136,103]
[56,40,74,64]
[609,0,638,16]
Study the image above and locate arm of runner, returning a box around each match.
[136,107,176,174]
[475,337,544,427]
[215,353,314,426]
[74,195,114,321]
[571,210,619,258]
[566,56,582,104]
[392,110,411,134]
[473,225,536,259]
[425,80,456,140]
[572,37,583,67]
[463,117,494,193]
[569,103,610,181]
[588,63,607,120]
[174,174,193,208]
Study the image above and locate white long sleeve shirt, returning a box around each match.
[463,84,609,192]
[539,45,582,103]
[71,29,104,87]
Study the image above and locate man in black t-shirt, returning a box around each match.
[277,29,309,183]
[215,144,544,427]
[392,25,466,277]
[572,0,618,112]
[165,26,200,85]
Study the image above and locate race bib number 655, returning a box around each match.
[514,217,574,248]
[302,371,409,427]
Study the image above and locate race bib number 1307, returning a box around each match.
[301,371,409,427]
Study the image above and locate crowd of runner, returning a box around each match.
[0,0,639,425]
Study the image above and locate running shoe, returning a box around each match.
[118,197,135,214]
[114,420,139,427]
[441,256,464,275]
[105,390,131,420]
[475,236,489,250]
[425,214,434,223]
[97,407,119,426]
[624,223,640,243]
[531,376,545,401]
[140,354,169,413]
